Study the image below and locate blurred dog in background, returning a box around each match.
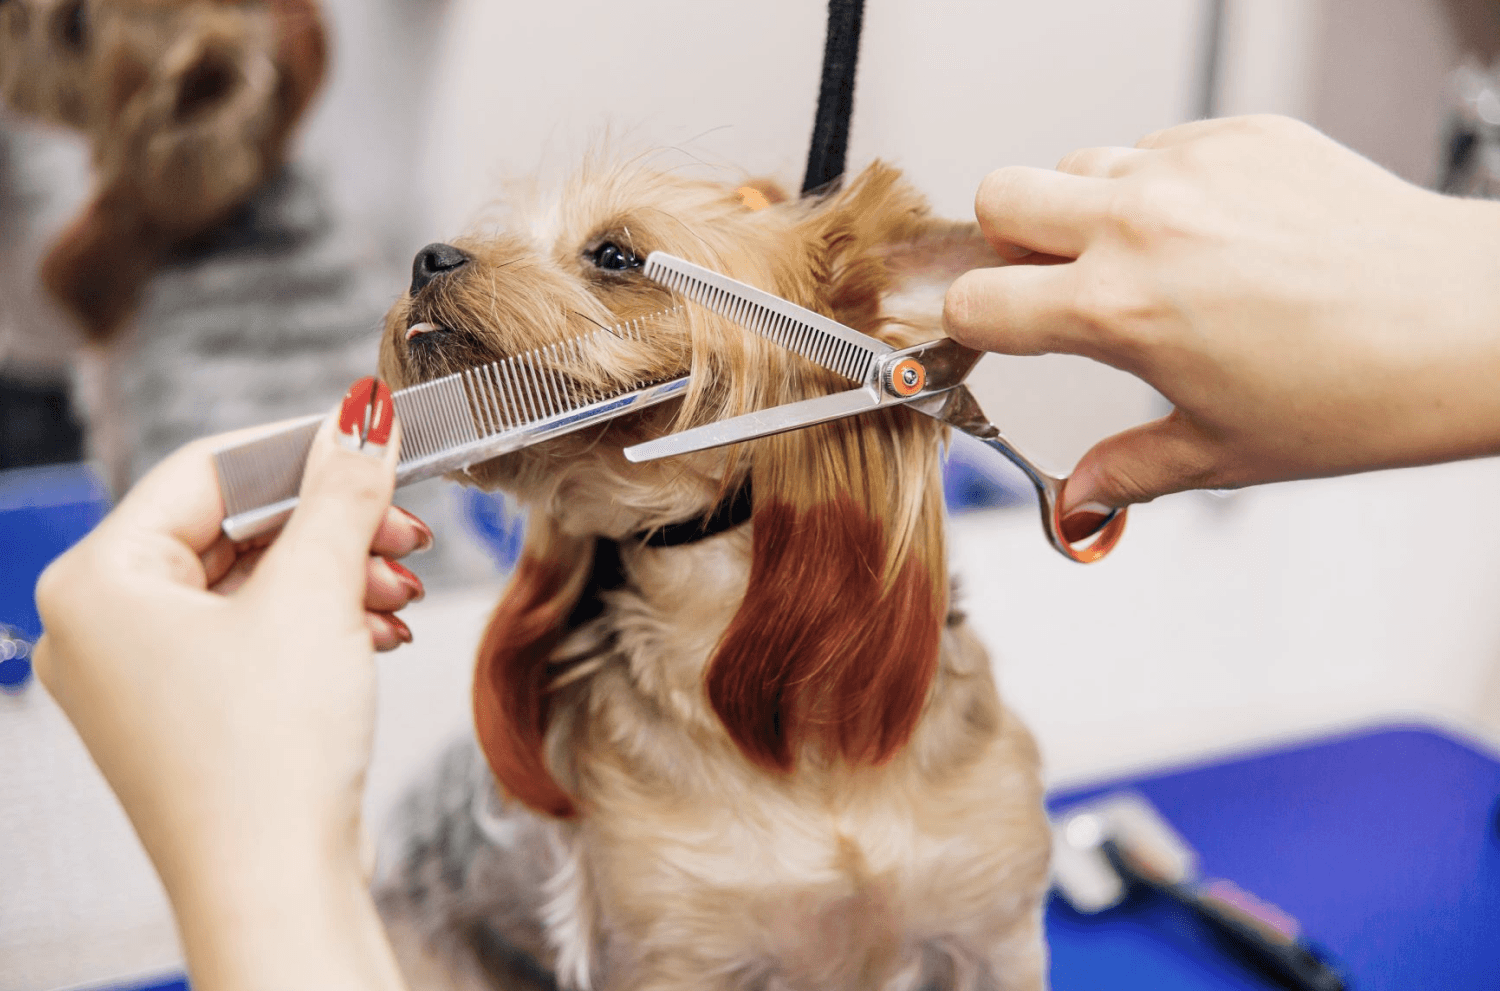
[373,159,1052,991]
[0,0,327,489]
[0,0,325,341]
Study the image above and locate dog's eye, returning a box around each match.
[587,242,641,273]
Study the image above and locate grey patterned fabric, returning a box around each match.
[119,165,391,480]
[116,164,500,587]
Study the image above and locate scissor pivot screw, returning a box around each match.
[888,358,926,397]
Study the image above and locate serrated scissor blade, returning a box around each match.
[642,252,892,384]
[624,388,883,462]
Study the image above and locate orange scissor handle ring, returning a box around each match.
[1048,500,1128,564]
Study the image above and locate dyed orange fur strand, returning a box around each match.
[474,547,591,819]
[707,495,942,772]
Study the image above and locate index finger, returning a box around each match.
[973,166,1110,259]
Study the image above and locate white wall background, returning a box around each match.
[8,1,1500,989]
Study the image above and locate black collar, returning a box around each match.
[634,481,754,547]
[565,482,755,631]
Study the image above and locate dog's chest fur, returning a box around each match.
[378,530,1050,991]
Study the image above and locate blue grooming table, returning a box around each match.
[0,464,109,690]
[1047,725,1500,989]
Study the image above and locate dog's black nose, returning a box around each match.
[410,242,471,295]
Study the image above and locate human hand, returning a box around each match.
[944,115,1500,538]
[33,377,419,991]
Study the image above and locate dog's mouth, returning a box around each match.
[399,311,607,398]
[405,320,444,342]
[397,309,505,386]
[405,313,467,348]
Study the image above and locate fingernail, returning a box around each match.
[1060,501,1115,544]
[387,613,413,644]
[394,506,434,553]
[386,558,425,603]
[337,376,395,456]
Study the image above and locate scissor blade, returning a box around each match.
[643,252,893,384]
[624,388,882,462]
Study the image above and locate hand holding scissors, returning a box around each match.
[625,254,1127,564]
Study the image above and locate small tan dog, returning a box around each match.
[374,160,1051,991]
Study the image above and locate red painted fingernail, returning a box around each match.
[394,506,434,552]
[387,613,413,644]
[337,376,395,456]
[386,558,425,603]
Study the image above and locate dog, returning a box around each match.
[373,159,1053,991]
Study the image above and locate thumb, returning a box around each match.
[253,377,400,608]
[1058,412,1219,541]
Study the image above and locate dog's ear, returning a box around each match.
[705,162,960,773]
[878,215,1008,339]
[265,0,328,128]
[93,4,281,231]
[757,161,1006,347]
[473,517,595,819]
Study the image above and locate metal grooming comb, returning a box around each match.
[640,253,883,384]
[212,310,687,541]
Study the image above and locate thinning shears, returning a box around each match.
[622,253,1126,564]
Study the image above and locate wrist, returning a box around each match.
[1431,193,1500,459]
[1345,189,1500,472]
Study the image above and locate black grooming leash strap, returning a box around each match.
[802,0,866,195]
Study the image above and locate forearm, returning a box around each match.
[162,833,406,991]
[1389,192,1500,467]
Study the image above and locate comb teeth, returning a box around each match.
[393,310,678,472]
[642,251,890,384]
[444,312,664,443]
[216,417,322,520]
[214,308,685,538]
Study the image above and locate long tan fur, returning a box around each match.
[375,159,1052,991]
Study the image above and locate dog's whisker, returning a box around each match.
[655,211,715,255]
[669,125,735,155]
[570,310,609,333]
